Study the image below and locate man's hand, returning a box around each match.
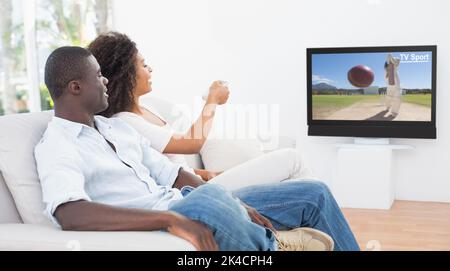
[173,168,206,190]
[167,211,219,251]
[241,202,276,232]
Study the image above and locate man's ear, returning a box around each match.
[67,80,82,96]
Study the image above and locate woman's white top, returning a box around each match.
[113,107,196,175]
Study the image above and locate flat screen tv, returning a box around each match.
[307,45,437,139]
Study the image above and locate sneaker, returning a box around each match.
[275,228,334,251]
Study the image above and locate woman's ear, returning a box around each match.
[67,80,82,96]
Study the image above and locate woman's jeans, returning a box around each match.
[169,180,360,251]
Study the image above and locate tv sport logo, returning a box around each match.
[399,53,430,63]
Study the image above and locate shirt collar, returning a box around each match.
[52,116,112,140]
[93,115,113,137]
[52,117,84,139]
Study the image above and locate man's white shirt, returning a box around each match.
[34,116,183,226]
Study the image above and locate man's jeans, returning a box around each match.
[169,180,360,251]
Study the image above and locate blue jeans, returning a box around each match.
[169,180,359,251]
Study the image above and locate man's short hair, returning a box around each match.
[44,46,92,100]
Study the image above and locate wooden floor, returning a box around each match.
[342,201,450,251]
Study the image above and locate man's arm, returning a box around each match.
[55,200,173,231]
[55,200,218,251]
[172,168,206,190]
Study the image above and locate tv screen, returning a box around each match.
[307,46,437,139]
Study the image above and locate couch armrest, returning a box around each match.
[0,224,195,251]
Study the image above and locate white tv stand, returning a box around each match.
[332,138,414,209]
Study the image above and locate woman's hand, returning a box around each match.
[207,81,230,105]
[204,171,223,181]
[194,169,223,182]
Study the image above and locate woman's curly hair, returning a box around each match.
[88,32,138,117]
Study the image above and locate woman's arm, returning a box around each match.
[193,169,223,182]
[163,81,229,154]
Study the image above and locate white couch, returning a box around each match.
[0,97,295,251]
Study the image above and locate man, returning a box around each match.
[35,46,359,251]
[385,54,403,118]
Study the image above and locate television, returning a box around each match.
[307,45,437,139]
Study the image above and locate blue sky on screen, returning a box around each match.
[312,51,432,89]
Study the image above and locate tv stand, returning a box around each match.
[353,138,389,145]
[332,138,414,209]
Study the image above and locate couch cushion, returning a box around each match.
[0,111,53,225]
[0,224,195,251]
[0,173,22,224]
[200,138,264,172]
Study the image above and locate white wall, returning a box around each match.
[113,0,450,203]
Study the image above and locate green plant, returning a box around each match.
[15,89,27,100]
[15,88,29,113]
[0,99,4,116]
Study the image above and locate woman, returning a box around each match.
[88,32,316,190]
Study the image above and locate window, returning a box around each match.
[0,0,113,116]
[0,0,28,115]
